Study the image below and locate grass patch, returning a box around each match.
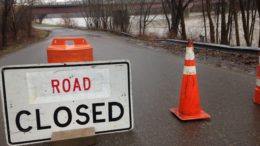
[0,29,50,58]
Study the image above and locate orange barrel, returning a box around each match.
[47,37,93,63]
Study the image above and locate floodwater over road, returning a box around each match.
[0,27,259,146]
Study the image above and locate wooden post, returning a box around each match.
[51,127,96,146]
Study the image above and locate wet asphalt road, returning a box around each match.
[0,27,260,146]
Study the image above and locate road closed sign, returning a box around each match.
[0,60,133,145]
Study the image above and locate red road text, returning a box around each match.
[51,77,91,94]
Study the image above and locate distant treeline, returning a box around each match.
[200,0,260,46]
[78,0,259,47]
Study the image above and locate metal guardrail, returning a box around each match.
[163,39,260,54]
[119,32,136,38]
[112,32,260,54]
[33,1,82,7]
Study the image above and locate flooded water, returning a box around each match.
[43,13,260,47]
[43,15,169,37]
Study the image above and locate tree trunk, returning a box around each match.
[216,0,221,43]
[227,2,233,45]
[234,11,240,46]
[10,7,17,41]
[239,0,251,46]
[179,0,187,40]
[220,0,228,45]
[249,5,257,45]
[206,0,215,43]
[139,1,144,35]
[161,0,171,32]
[257,0,260,47]
[202,0,207,42]
[27,1,33,37]
[2,0,9,47]
[171,0,179,38]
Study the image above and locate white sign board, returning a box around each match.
[0,60,133,145]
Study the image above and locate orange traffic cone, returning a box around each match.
[170,39,210,121]
[253,62,260,104]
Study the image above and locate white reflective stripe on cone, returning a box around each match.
[256,78,260,87]
[185,47,195,60]
[183,66,196,75]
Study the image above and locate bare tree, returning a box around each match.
[239,0,257,46]
[161,0,193,39]
[178,0,191,40]
[0,0,34,48]
[230,0,240,46]
[138,0,157,35]
[0,1,3,48]
[1,0,14,47]
[11,0,34,39]
[61,14,76,28]
[256,0,260,47]
[81,0,112,30]
[161,0,171,32]
[109,0,130,32]
[99,1,109,30]
[161,0,180,37]
[81,0,130,32]
[205,0,215,43]
[204,0,241,46]
[219,0,238,45]
[26,0,34,37]
[112,5,130,32]
[81,0,101,29]
[201,0,207,42]
[220,0,228,45]
[214,0,220,43]
[81,0,129,31]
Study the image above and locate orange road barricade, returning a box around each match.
[170,40,210,121]
[254,59,260,104]
[47,37,93,63]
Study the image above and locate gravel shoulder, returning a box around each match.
[126,37,258,76]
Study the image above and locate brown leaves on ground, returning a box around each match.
[0,29,49,58]
[138,37,258,75]
[165,44,258,75]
